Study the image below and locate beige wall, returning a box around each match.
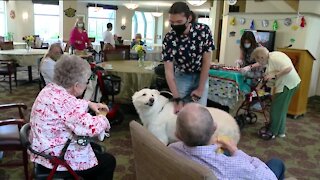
[245,0,295,13]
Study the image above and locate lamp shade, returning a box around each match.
[124,3,139,10]
[187,0,206,6]
[151,12,163,17]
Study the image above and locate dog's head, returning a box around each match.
[132,88,161,110]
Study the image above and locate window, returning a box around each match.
[88,7,116,42]
[132,11,155,45]
[0,0,6,36]
[34,4,59,41]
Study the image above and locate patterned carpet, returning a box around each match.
[0,76,319,179]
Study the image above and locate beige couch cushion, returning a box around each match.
[130,121,217,180]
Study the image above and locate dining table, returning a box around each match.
[97,60,158,103]
[0,49,47,82]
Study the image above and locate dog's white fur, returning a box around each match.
[132,88,240,145]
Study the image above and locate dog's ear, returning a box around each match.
[132,91,140,101]
[152,89,160,96]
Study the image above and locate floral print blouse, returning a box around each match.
[162,23,215,73]
[29,83,110,171]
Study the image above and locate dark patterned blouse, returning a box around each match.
[162,23,215,73]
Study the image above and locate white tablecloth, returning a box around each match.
[0,49,47,66]
[92,42,101,53]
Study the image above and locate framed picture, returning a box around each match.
[77,14,86,23]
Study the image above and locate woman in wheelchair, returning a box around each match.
[29,55,116,179]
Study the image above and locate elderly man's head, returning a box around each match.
[251,47,270,66]
[54,55,91,97]
[176,103,216,146]
[47,43,63,61]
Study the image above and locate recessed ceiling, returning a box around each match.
[81,0,211,14]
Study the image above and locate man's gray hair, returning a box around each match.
[53,55,91,89]
[177,103,215,146]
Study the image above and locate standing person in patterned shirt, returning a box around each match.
[169,103,285,180]
[162,2,215,113]
[30,55,116,179]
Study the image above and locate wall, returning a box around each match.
[245,0,295,13]
[115,6,134,41]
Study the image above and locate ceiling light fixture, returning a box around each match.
[124,0,139,10]
[151,6,163,17]
[187,0,207,6]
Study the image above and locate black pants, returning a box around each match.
[76,152,116,180]
[38,151,116,180]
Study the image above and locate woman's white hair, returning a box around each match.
[251,47,269,61]
[53,55,91,88]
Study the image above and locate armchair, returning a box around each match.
[0,59,17,93]
[0,103,28,180]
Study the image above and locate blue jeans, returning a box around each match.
[175,71,209,106]
[266,158,285,180]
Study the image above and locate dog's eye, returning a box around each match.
[142,93,146,96]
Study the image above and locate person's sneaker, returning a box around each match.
[271,135,276,139]
[278,134,286,138]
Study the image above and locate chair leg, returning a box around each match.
[14,71,17,87]
[22,150,29,180]
[9,74,12,93]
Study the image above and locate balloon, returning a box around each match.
[250,20,255,30]
[273,20,278,31]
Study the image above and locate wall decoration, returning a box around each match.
[229,31,236,37]
[239,18,245,25]
[64,7,77,18]
[250,20,255,30]
[273,20,278,31]
[10,10,16,19]
[290,38,296,44]
[227,0,237,6]
[240,29,245,35]
[291,25,299,31]
[284,18,292,26]
[262,20,269,27]
[300,16,306,28]
[230,17,236,26]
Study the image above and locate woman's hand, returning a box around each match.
[240,65,251,72]
[89,102,109,115]
[235,59,243,68]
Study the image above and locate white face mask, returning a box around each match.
[78,23,84,28]
[244,43,251,49]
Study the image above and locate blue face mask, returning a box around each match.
[244,43,251,49]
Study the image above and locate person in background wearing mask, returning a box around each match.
[103,23,115,50]
[40,43,63,84]
[236,31,264,79]
[131,33,144,49]
[69,18,92,54]
[162,2,215,113]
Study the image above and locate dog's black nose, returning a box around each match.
[149,98,154,103]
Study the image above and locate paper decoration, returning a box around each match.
[229,31,236,37]
[300,16,306,28]
[240,29,245,35]
[284,18,292,26]
[239,18,245,25]
[291,25,299,31]
[262,20,269,27]
[290,38,296,43]
[230,17,236,26]
[273,20,278,31]
[250,20,255,30]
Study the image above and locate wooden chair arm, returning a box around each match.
[0,119,26,127]
[0,103,27,119]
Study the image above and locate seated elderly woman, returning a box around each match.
[30,55,116,179]
[131,33,144,49]
[40,43,63,84]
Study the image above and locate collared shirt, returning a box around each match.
[169,142,277,180]
[162,23,215,73]
[266,51,301,93]
[30,83,110,171]
[40,57,56,84]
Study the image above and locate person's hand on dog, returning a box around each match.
[174,101,184,114]
[89,102,109,115]
[215,136,238,155]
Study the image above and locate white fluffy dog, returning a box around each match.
[132,88,240,145]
